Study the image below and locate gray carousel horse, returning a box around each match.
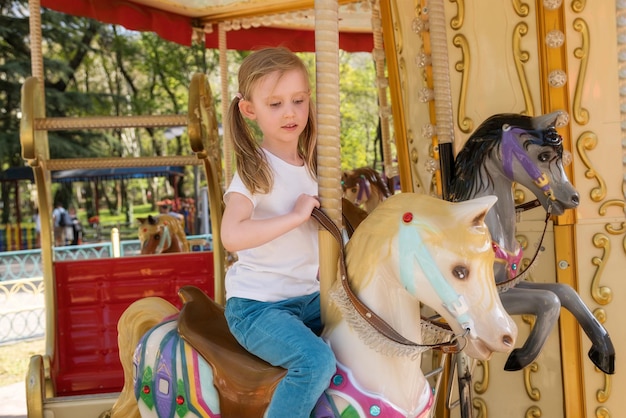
[449,112,614,374]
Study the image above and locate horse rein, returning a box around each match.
[311,207,463,353]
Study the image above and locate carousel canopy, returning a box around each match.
[39,0,374,52]
[0,165,185,183]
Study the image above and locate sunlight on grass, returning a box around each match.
[0,338,45,387]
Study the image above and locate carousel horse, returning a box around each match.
[342,166,392,213]
[449,112,615,374]
[111,193,517,418]
[137,214,190,254]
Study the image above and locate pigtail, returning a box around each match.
[228,96,272,194]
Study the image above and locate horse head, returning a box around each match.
[341,193,517,361]
[137,214,189,254]
[453,111,579,215]
[341,167,392,213]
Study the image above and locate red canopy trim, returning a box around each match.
[40,0,374,52]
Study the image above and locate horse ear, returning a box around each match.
[455,195,498,227]
[136,217,147,225]
[533,111,563,129]
[147,215,158,225]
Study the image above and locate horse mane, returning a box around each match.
[110,297,178,418]
[342,167,392,198]
[449,113,562,202]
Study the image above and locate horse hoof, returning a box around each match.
[588,346,615,375]
[504,350,531,371]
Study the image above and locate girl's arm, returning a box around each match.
[220,192,319,252]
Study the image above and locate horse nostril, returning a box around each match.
[571,193,580,206]
[502,335,514,347]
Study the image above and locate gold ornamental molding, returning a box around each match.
[590,233,613,306]
[448,0,463,30]
[525,406,542,418]
[452,34,473,133]
[596,406,611,418]
[571,0,586,13]
[523,362,541,401]
[576,131,607,202]
[572,17,590,125]
[473,360,489,394]
[512,22,534,116]
[598,200,626,235]
[597,372,611,403]
[472,397,487,418]
[513,0,530,17]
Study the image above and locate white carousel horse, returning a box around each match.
[449,112,614,374]
[110,193,517,418]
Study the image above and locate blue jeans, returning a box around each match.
[225,292,336,418]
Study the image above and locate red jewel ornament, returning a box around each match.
[402,212,413,223]
[143,385,150,394]
[176,395,185,405]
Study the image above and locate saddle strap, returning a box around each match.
[311,207,459,353]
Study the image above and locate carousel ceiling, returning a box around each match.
[39,0,374,51]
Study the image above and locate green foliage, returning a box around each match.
[0,0,384,226]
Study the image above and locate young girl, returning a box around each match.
[220,47,336,417]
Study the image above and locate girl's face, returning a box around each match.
[240,69,310,151]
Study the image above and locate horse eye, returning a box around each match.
[154,234,160,240]
[351,187,357,193]
[452,265,469,280]
[538,151,552,162]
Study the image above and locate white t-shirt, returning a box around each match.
[224,149,319,302]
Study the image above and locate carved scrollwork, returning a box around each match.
[591,233,613,305]
[473,360,489,394]
[513,0,530,17]
[472,397,487,418]
[525,406,542,418]
[572,18,590,125]
[599,200,626,235]
[524,362,541,401]
[597,372,611,403]
[512,22,534,116]
[452,34,472,133]
[576,131,607,202]
[448,0,464,30]
[571,0,586,13]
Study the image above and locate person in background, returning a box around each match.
[220,47,335,418]
[157,201,185,223]
[33,208,41,247]
[68,207,82,245]
[52,202,66,246]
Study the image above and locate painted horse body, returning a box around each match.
[449,112,615,373]
[112,193,517,418]
[138,214,190,254]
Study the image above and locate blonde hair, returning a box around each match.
[228,47,317,194]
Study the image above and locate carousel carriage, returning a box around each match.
[18,0,625,417]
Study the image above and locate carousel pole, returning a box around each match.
[314,0,342,322]
[218,23,234,186]
[25,0,56,376]
[428,0,455,201]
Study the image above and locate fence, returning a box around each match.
[0,232,212,345]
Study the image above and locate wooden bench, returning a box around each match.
[51,252,214,396]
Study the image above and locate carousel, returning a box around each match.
[19,1,625,417]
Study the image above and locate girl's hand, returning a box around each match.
[292,193,320,224]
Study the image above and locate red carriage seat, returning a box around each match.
[51,252,214,396]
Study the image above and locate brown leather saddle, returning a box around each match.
[177,285,286,418]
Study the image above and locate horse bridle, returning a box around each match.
[311,207,464,353]
[501,125,556,201]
